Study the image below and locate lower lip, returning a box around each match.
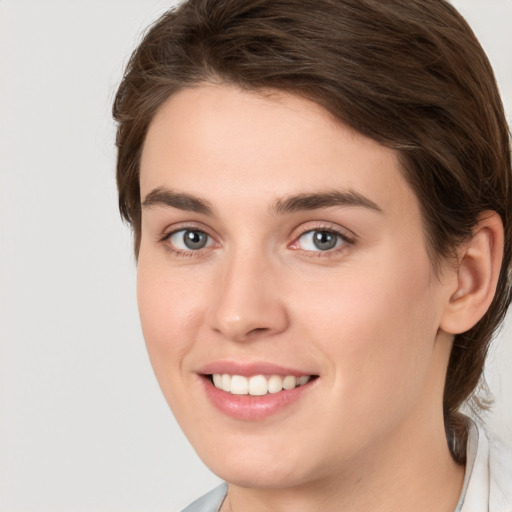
[200,376,316,421]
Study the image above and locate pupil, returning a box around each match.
[313,231,337,250]
[184,230,207,249]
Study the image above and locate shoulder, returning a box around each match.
[180,483,228,512]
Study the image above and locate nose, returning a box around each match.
[206,249,289,342]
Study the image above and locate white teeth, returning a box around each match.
[212,374,223,388]
[249,375,268,396]
[282,375,297,390]
[221,373,231,392]
[267,375,283,394]
[297,375,310,386]
[211,373,312,395]
[230,375,249,395]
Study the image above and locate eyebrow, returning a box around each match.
[271,190,383,215]
[141,187,383,216]
[142,187,214,215]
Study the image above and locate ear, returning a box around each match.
[440,211,504,335]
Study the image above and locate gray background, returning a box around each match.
[1,1,510,510]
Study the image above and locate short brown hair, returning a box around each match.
[113,0,512,463]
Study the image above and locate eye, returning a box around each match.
[295,229,346,252]
[167,229,213,251]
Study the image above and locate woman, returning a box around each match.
[113,0,512,510]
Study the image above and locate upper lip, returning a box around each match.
[197,360,316,377]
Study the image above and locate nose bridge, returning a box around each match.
[207,243,288,341]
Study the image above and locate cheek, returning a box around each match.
[136,257,216,430]
[136,252,207,376]
[294,251,439,419]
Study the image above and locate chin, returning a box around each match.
[191,429,324,489]
[210,459,314,490]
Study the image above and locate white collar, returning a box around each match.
[458,417,512,512]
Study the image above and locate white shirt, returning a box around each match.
[457,418,512,511]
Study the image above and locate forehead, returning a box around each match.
[140,84,417,220]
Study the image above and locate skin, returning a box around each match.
[137,84,501,512]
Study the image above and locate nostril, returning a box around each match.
[246,327,271,338]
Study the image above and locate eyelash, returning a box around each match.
[160,223,355,259]
[160,224,216,258]
[290,223,354,258]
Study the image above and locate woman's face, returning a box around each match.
[137,84,455,488]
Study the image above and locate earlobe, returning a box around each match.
[440,211,504,335]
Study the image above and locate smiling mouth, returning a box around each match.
[208,373,317,396]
